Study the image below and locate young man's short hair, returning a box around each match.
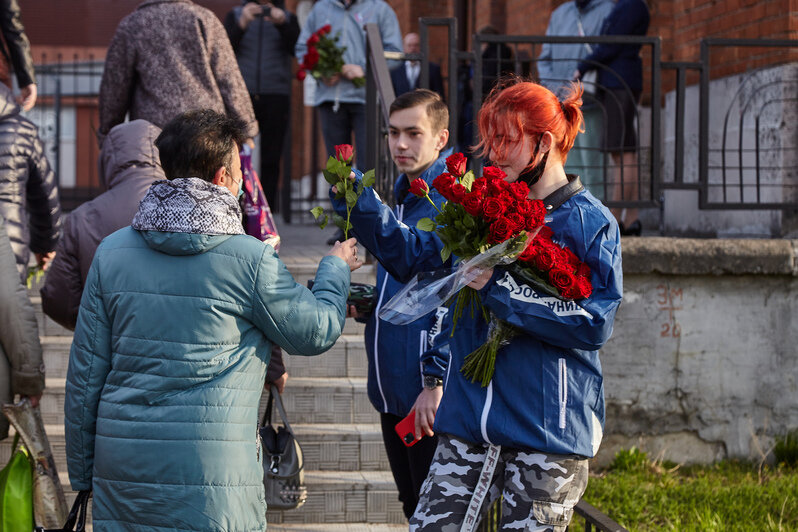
[155,109,247,182]
[389,89,449,133]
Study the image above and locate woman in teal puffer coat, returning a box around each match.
[64,109,361,531]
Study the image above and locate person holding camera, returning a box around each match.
[224,1,300,211]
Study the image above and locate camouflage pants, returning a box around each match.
[409,434,588,532]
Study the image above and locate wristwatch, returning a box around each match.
[423,375,443,390]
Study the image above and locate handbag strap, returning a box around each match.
[260,385,295,435]
[575,14,593,55]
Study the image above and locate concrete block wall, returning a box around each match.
[595,237,798,466]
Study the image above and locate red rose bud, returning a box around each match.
[550,267,577,294]
[506,213,526,234]
[445,152,467,177]
[432,172,455,199]
[408,178,429,197]
[462,192,484,216]
[320,24,332,35]
[308,34,320,45]
[297,69,307,81]
[488,217,515,243]
[482,197,506,220]
[576,276,593,299]
[534,247,556,271]
[450,183,468,203]
[509,181,529,201]
[334,144,354,163]
[481,166,506,180]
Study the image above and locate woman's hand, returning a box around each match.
[326,237,362,271]
[466,268,493,291]
[341,64,365,80]
[322,73,341,86]
[412,386,443,438]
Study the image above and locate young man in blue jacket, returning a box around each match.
[350,89,451,519]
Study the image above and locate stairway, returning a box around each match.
[2,255,407,531]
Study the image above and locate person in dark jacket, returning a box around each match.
[390,33,444,100]
[0,83,61,283]
[332,81,622,530]
[0,0,37,110]
[41,120,164,331]
[98,0,258,146]
[224,1,300,211]
[575,0,650,235]
[0,215,44,438]
[353,89,449,520]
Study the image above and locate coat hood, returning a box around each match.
[98,120,164,189]
[0,84,20,121]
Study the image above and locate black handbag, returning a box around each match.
[260,385,306,510]
[35,490,90,532]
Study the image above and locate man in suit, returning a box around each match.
[390,33,444,100]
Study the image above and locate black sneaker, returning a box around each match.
[620,220,642,236]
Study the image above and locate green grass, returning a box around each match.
[583,458,798,531]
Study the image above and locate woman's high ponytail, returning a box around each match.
[558,82,585,157]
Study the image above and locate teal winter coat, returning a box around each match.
[64,178,350,531]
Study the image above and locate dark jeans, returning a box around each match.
[380,412,439,520]
[251,93,290,210]
[318,101,367,170]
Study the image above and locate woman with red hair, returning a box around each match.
[331,80,623,530]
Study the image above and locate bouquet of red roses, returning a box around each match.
[406,153,593,386]
[297,24,365,88]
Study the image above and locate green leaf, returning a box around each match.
[318,215,329,230]
[332,213,346,232]
[345,189,358,206]
[417,217,436,231]
[440,245,452,263]
[460,170,475,191]
[362,169,376,188]
[322,169,339,185]
[310,206,325,220]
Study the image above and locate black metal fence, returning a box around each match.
[365,19,797,219]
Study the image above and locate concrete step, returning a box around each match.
[39,376,377,426]
[2,422,388,475]
[41,331,368,380]
[56,470,404,529]
[266,470,404,525]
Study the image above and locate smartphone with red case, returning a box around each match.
[395,410,421,447]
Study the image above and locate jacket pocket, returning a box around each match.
[532,499,574,531]
[558,358,567,430]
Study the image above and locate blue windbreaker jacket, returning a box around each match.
[332,174,622,457]
[365,149,450,416]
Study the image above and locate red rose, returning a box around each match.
[308,34,320,45]
[482,197,506,220]
[482,166,506,180]
[562,247,581,268]
[450,183,467,203]
[334,144,354,164]
[525,200,546,229]
[518,240,539,262]
[488,217,515,243]
[408,178,429,197]
[576,276,593,299]
[533,246,557,271]
[509,181,529,201]
[304,47,320,69]
[319,24,332,35]
[471,178,488,195]
[463,192,484,217]
[550,267,577,295]
[296,69,307,81]
[506,213,526,234]
[488,178,508,196]
[535,225,554,242]
[445,153,467,177]
[577,263,592,278]
[432,172,455,199]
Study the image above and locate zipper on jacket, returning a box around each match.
[558,358,568,430]
[372,204,405,413]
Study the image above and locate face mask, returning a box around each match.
[233,176,245,201]
[517,136,549,187]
